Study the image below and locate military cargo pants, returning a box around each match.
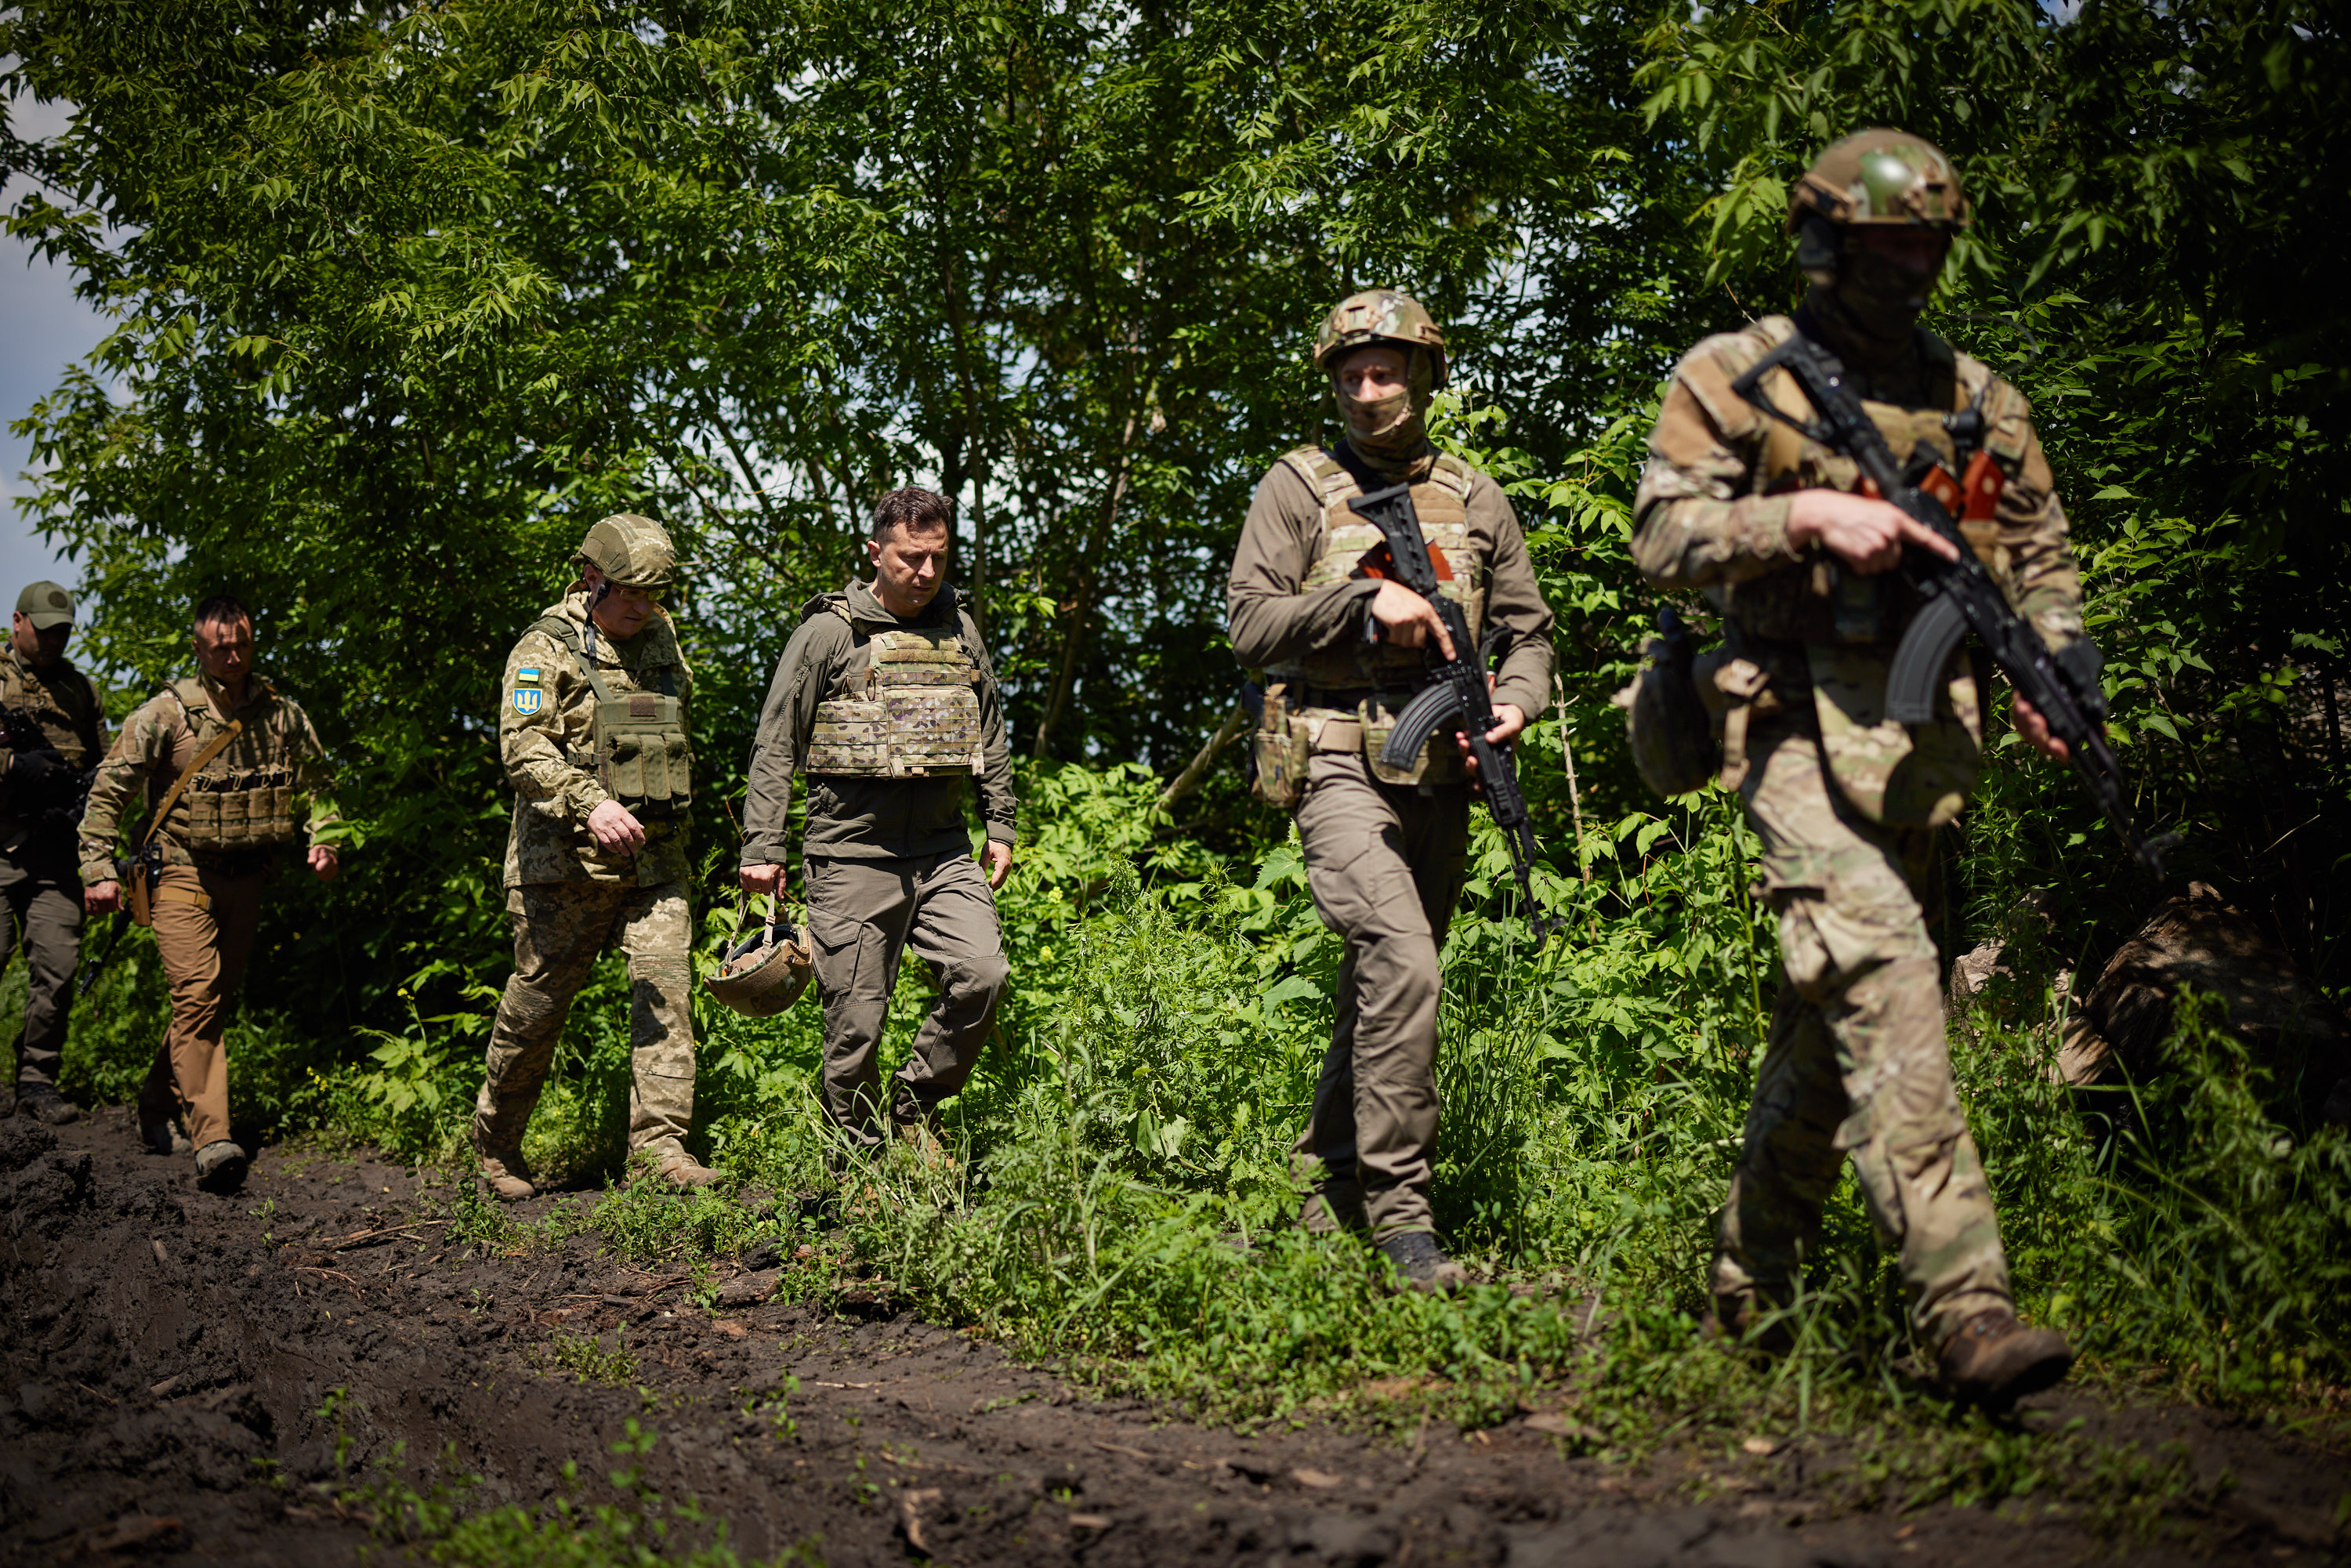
[473,880,695,1161]
[0,842,85,1096]
[1715,712,2012,1349]
[1291,746,1470,1242]
[806,849,1009,1147]
[141,861,269,1150]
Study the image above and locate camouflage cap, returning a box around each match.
[1789,129,1970,232]
[1311,289,1450,389]
[16,581,75,630]
[575,513,678,590]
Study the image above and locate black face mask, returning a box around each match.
[1833,240,1942,346]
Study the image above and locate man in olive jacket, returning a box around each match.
[738,487,1015,1156]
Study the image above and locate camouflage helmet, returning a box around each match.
[1788,129,1970,233]
[574,512,678,590]
[1311,289,1450,389]
[705,899,814,1019]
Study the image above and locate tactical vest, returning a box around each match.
[162,679,302,850]
[532,615,693,820]
[1268,446,1486,692]
[1715,317,2029,646]
[802,604,985,778]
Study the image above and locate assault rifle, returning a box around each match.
[1730,330,2176,875]
[78,843,161,998]
[1348,483,1558,943]
[0,704,93,838]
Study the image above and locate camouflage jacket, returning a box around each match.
[0,644,107,856]
[741,580,1015,867]
[500,589,693,889]
[1631,311,2085,827]
[78,672,338,882]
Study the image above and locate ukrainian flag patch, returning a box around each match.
[516,668,542,685]
[513,688,544,715]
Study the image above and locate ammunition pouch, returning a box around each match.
[534,615,693,820]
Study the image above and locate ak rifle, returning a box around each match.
[1348,483,1558,942]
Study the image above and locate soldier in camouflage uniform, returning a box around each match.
[81,595,340,1193]
[1632,129,2075,1405]
[474,515,718,1199]
[1228,291,1556,1291]
[0,582,108,1124]
[738,487,1015,1159]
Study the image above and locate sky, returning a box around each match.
[1,91,110,617]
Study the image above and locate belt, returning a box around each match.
[1291,683,1425,713]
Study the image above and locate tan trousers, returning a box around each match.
[806,850,1008,1147]
[473,880,695,1160]
[141,862,268,1150]
[1291,748,1469,1241]
[1715,713,2012,1349]
[0,842,85,1094]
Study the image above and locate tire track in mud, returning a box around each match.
[2,1111,2342,1566]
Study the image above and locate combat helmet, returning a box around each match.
[706,896,814,1019]
[574,512,679,590]
[1311,289,1449,389]
[1789,129,1970,234]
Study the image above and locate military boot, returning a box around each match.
[16,1085,79,1126]
[893,1110,956,1171]
[1299,1179,1369,1236]
[651,1150,723,1190]
[194,1139,249,1194]
[1706,1290,1796,1356]
[1936,1309,2073,1409]
[1376,1231,1469,1295]
[139,1103,193,1157]
[475,1143,536,1203]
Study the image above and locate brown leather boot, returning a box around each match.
[474,1143,535,1202]
[1936,1309,2074,1408]
[651,1150,723,1190]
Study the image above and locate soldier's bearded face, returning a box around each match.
[194,614,255,688]
[10,611,68,670]
[869,522,951,618]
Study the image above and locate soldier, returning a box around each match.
[473,515,718,1199]
[1631,129,2078,1406]
[737,487,1014,1160]
[81,595,339,1192]
[1,582,108,1124]
[1228,291,1556,1291]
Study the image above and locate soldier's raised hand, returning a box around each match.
[1788,489,1959,575]
[1368,580,1456,659]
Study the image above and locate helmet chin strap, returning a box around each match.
[584,578,612,667]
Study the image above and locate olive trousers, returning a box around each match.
[473,880,695,1161]
[0,842,85,1095]
[806,850,1009,1147]
[140,862,268,1151]
[1290,748,1470,1242]
[1715,713,2012,1349]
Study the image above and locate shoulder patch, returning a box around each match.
[515,667,542,686]
[512,687,545,716]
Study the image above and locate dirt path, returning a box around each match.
[1,1112,2343,1566]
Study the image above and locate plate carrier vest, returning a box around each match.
[160,678,302,850]
[531,614,693,820]
[802,602,985,778]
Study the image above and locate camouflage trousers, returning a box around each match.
[806,850,1008,1148]
[0,841,85,1095]
[1715,712,2011,1349]
[1290,746,1469,1242]
[473,880,694,1161]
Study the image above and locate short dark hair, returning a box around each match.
[871,487,954,542]
[192,593,252,634]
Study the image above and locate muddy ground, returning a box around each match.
[1,1111,2344,1567]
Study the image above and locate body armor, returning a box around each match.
[802,605,984,778]
[161,679,302,850]
[1262,446,1485,787]
[533,616,693,820]
[1712,317,2027,646]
